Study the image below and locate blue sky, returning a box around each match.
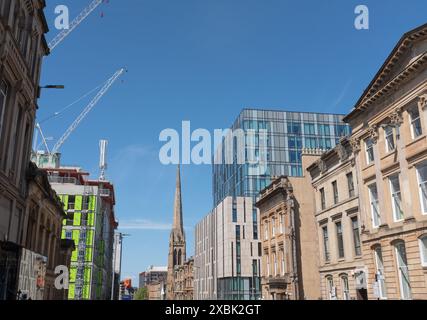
[38,0,427,284]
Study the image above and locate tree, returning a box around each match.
[134,287,148,300]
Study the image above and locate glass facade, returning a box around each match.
[213,109,351,206]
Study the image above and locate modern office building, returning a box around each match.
[42,165,118,300]
[212,109,351,206]
[194,196,262,300]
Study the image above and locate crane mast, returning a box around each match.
[52,68,125,154]
[48,0,104,51]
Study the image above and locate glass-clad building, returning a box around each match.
[213,108,351,206]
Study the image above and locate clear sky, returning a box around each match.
[38,0,427,285]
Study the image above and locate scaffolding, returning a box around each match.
[74,184,93,300]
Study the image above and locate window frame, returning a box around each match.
[320,187,326,210]
[0,80,8,141]
[347,172,355,198]
[418,235,427,267]
[368,183,381,228]
[365,138,375,165]
[341,275,350,300]
[322,225,330,262]
[389,174,404,222]
[409,106,422,139]
[332,181,339,204]
[374,246,387,299]
[416,162,427,215]
[384,126,396,153]
[351,216,362,257]
[336,221,345,259]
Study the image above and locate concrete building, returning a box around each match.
[147,281,166,300]
[42,166,118,300]
[174,257,194,300]
[306,140,368,300]
[194,196,261,300]
[343,23,427,299]
[0,0,49,300]
[111,232,123,300]
[139,272,147,289]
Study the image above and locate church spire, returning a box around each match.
[173,164,183,232]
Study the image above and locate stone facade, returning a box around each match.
[306,140,368,300]
[0,0,49,300]
[174,257,194,300]
[23,163,74,300]
[344,23,427,300]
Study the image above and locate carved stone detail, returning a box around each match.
[336,143,348,161]
[418,94,427,110]
[350,137,361,153]
[389,107,403,125]
[366,125,379,144]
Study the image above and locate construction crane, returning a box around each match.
[48,0,104,51]
[33,68,126,168]
[52,68,126,154]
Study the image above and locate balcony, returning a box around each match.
[263,274,291,288]
[48,176,77,184]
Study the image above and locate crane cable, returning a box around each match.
[38,81,107,124]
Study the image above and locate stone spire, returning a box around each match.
[166,165,186,300]
[173,164,183,232]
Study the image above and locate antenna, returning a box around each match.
[99,139,108,181]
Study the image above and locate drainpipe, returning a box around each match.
[289,196,299,300]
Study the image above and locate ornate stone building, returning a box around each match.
[0,0,49,300]
[344,23,427,299]
[166,165,187,300]
[306,140,368,300]
[174,257,194,300]
[23,162,74,300]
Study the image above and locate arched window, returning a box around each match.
[373,245,387,299]
[394,241,412,300]
[173,249,177,266]
[340,274,350,300]
[419,235,427,267]
[326,276,336,300]
[178,249,182,265]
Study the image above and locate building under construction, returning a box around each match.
[33,151,118,300]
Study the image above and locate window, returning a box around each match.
[320,188,326,210]
[389,175,404,222]
[0,80,8,140]
[384,126,395,152]
[332,181,339,204]
[374,247,387,299]
[271,217,275,237]
[395,242,412,300]
[419,236,427,267]
[326,276,336,300]
[266,255,270,277]
[347,173,355,198]
[273,252,278,276]
[281,249,285,275]
[65,231,72,240]
[280,214,284,234]
[336,221,345,259]
[368,184,381,228]
[365,138,375,165]
[351,217,362,256]
[264,221,268,240]
[341,275,350,300]
[409,106,422,139]
[232,207,237,223]
[322,226,330,262]
[416,162,427,214]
